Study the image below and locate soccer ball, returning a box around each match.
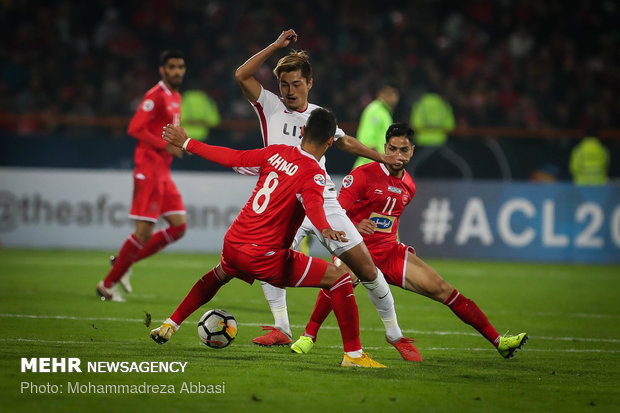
[197,309,238,349]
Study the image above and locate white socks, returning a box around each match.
[360,268,402,342]
[165,317,180,330]
[260,281,292,338]
[346,350,363,358]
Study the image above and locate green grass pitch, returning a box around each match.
[1,249,619,412]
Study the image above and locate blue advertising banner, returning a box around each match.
[399,181,620,263]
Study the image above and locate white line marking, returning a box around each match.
[1,338,618,354]
[2,313,620,344]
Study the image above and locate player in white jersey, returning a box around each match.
[234,29,419,360]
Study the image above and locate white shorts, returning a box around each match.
[292,203,363,257]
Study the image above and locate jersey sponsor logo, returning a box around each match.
[135,173,146,180]
[388,185,402,194]
[266,153,299,176]
[313,174,326,186]
[369,212,395,233]
[343,175,354,188]
[282,123,302,140]
[142,99,155,112]
[403,193,410,204]
[172,102,179,108]
[374,189,383,194]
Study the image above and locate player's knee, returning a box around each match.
[434,280,454,302]
[134,231,152,244]
[354,262,377,282]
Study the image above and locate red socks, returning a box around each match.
[170,268,224,326]
[103,235,143,287]
[305,286,500,350]
[104,224,186,288]
[135,223,186,261]
[444,290,500,346]
[327,274,361,353]
[304,289,334,340]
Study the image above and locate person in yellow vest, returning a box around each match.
[409,91,472,179]
[353,84,400,168]
[570,136,610,185]
[181,88,220,141]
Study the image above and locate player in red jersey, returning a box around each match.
[236,30,416,359]
[149,108,385,367]
[290,123,528,360]
[97,51,188,301]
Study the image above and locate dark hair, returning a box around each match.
[274,50,312,83]
[379,80,398,93]
[305,108,337,144]
[386,122,414,144]
[160,50,185,66]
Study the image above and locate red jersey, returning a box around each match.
[186,140,331,249]
[338,162,416,257]
[128,80,181,179]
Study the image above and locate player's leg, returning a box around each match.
[134,179,187,262]
[290,288,332,354]
[253,282,292,346]
[100,174,164,298]
[311,208,405,344]
[294,252,421,362]
[402,251,527,358]
[252,222,311,346]
[290,253,384,368]
[337,243,403,343]
[97,219,154,301]
[134,213,186,262]
[150,263,232,344]
[119,181,186,293]
[291,257,352,353]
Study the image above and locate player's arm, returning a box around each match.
[335,134,400,169]
[234,29,298,103]
[128,95,182,157]
[163,124,263,168]
[301,173,348,242]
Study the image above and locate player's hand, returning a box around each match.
[162,124,189,148]
[165,144,183,159]
[273,29,298,49]
[321,228,349,242]
[356,219,377,235]
[381,153,404,169]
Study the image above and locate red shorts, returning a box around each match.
[371,243,416,289]
[220,240,328,288]
[129,174,185,222]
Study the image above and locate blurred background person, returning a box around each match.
[409,89,472,179]
[352,83,400,168]
[181,84,220,142]
[570,135,610,186]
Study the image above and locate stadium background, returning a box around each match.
[1,0,618,263]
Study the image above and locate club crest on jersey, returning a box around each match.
[388,185,402,194]
[342,175,354,188]
[313,174,326,186]
[369,212,395,233]
[142,99,155,112]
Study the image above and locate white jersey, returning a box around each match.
[238,87,345,204]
